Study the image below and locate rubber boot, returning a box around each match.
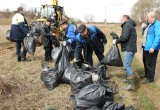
[124,79,135,91]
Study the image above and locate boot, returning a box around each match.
[17,55,21,62]
[124,79,135,91]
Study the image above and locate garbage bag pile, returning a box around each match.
[40,45,135,110]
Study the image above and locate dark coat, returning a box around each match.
[74,26,107,60]
[41,23,54,47]
[116,20,137,53]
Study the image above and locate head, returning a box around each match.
[147,12,156,24]
[59,20,68,29]
[62,15,69,22]
[17,7,25,14]
[78,24,88,37]
[121,15,130,24]
[46,18,53,26]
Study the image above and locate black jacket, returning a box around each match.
[74,26,107,60]
[116,20,137,53]
[41,23,54,47]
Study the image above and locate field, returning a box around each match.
[0,23,160,110]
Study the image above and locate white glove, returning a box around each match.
[92,74,99,82]
[113,39,116,44]
[27,33,30,37]
[62,41,67,46]
[73,58,78,63]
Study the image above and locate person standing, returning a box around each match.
[113,15,137,91]
[41,18,56,61]
[10,7,30,62]
[142,12,160,84]
[74,24,107,66]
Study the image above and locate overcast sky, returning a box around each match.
[0,0,137,22]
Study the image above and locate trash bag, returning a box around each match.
[82,63,94,71]
[61,64,77,84]
[75,83,113,109]
[58,46,70,77]
[95,63,109,80]
[6,30,15,42]
[41,64,60,90]
[24,36,36,55]
[70,70,93,97]
[102,101,125,110]
[74,106,100,110]
[51,46,63,62]
[101,44,123,67]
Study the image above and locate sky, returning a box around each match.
[0,0,138,22]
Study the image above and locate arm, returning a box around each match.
[65,25,76,45]
[151,24,160,49]
[116,24,130,43]
[41,26,53,38]
[95,26,107,44]
[74,39,83,60]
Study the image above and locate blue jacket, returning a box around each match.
[10,13,29,41]
[145,19,160,51]
[74,26,107,60]
[65,24,77,46]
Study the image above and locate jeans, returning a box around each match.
[16,40,27,57]
[44,40,53,61]
[144,50,159,81]
[124,51,135,76]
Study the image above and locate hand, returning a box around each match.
[27,33,30,37]
[52,33,56,36]
[113,39,116,44]
[149,48,154,54]
[62,41,67,46]
[73,58,79,63]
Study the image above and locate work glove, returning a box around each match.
[27,33,30,37]
[73,58,79,63]
[62,41,67,46]
[110,32,119,39]
[113,39,117,45]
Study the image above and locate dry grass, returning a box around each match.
[0,24,160,110]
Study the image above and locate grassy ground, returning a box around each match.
[0,24,160,110]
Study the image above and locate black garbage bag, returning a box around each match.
[70,70,93,97]
[41,64,60,90]
[51,46,63,62]
[24,36,36,55]
[75,83,113,109]
[74,106,100,110]
[58,46,70,77]
[61,64,77,84]
[102,101,125,110]
[82,63,94,71]
[101,44,123,67]
[95,63,109,80]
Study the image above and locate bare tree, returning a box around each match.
[131,0,160,24]
[85,14,95,23]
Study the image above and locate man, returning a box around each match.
[59,20,77,60]
[74,24,107,66]
[142,12,160,84]
[113,15,137,91]
[10,7,30,62]
[62,15,77,27]
[41,18,56,61]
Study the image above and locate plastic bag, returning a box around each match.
[70,70,93,96]
[102,101,125,110]
[101,44,123,67]
[24,36,36,55]
[40,64,60,90]
[61,64,77,84]
[58,46,70,77]
[75,83,113,109]
[51,46,63,62]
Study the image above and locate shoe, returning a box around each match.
[142,79,153,84]
[22,57,32,62]
[17,55,21,62]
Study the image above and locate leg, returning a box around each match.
[144,51,159,82]
[16,41,21,62]
[44,46,50,61]
[124,51,135,77]
[86,47,93,66]
[94,48,104,62]
[49,41,53,60]
[21,41,27,60]
[143,48,147,77]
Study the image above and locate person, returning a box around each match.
[41,18,56,61]
[141,12,160,84]
[113,15,137,91]
[10,7,30,62]
[59,20,77,60]
[62,15,77,27]
[74,24,107,66]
